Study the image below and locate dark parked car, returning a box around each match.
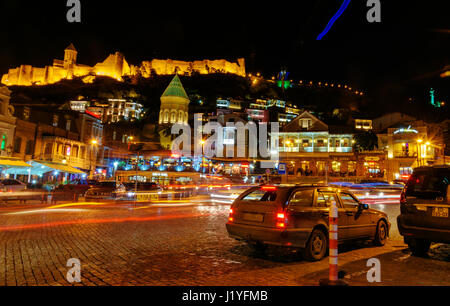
[398,165,450,256]
[85,181,126,201]
[59,179,99,195]
[0,179,27,192]
[226,185,390,261]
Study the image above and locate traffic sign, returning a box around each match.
[278,163,286,175]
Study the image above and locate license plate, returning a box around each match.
[432,207,449,218]
[137,193,158,201]
[242,213,264,222]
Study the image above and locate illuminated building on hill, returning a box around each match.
[1,44,246,86]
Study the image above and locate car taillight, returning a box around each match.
[276,211,287,228]
[228,208,234,222]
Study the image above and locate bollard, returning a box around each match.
[319,198,348,286]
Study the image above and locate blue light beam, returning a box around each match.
[317,0,351,40]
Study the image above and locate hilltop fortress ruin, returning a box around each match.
[1,44,246,86]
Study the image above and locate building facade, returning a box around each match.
[0,86,16,157]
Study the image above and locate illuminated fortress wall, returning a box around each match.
[1,44,246,86]
[140,58,246,77]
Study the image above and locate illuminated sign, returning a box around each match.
[152,172,168,177]
[393,126,418,135]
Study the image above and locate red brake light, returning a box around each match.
[276,211,287,228]
[261,186,277,191]
[228,217,234,222]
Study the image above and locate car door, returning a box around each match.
[339,192,373,239]
[286,188,315,228]
[315,191,347,241]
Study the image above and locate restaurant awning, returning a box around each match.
[32,161,85,174]
[2,160,85,176]
[0,157,32,168]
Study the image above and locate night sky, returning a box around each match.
[0,0,449,104]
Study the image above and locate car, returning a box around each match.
[226,184,390,261]
[123,182,162,192]
[84,181,126,201]
[123,182,163,201]
[0,179,27,192]
[397,165,450,256]
[59,179,99,195]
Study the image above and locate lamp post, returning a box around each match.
[200,139,205,173]
[417,139,423,167]
[113,161,119,180]
[90,139,98,179]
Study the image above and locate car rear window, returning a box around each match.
[241,188,277,202]
[406,169,450,199]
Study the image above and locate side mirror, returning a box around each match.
[359,203,369,210]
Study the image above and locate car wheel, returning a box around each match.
[408,238,431,257]
[373,220,388,246]
[303,229,328,261]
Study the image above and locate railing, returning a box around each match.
[394,151,418,158]
[41,154,90,168]
[278,146,352,153]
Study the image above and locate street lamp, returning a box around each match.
[113,161,119,180]
[90,139,98,178]
[200,139,206,173]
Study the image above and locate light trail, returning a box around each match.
[317,0,351,40]
[0,213,210,232]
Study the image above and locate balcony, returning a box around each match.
[394,151,418,158]
[41,154,90,169]
[278,146,352,153]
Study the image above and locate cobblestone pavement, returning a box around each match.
[0,199,449,286]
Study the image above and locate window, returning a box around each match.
[340,193,360,208]
[302,139,310,147]
[44,143,52,154]
[13,137,22,153]
[406,169,450,199]
[332,161,341,172]
[301,119,312,129]
[23,107,30,120]
[348,161,356,173]
[316,192,338,208]
[317,139,325,147]
[289,189,313,207]
[52,115,59,127]
[334,139,341,147]
[25,140,34,155]
[241,188,277,202]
